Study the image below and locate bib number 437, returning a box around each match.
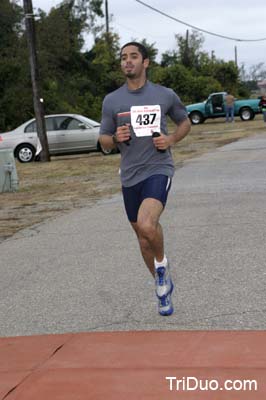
[131,105,161,137]
[136,113,156,125]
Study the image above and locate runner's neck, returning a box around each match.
[126,78,147,91]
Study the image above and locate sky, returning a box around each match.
[22,0,266,71]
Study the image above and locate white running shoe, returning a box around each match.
[158,291,174,316]
[155,264,173,299]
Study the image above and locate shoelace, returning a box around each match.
[156,267,166,286]
[160,295,170,307]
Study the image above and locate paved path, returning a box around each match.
[1,132,266,398]
[1,133,266,336]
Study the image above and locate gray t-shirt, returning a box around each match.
[100,80,188,187]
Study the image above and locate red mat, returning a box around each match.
[0,331,265,399]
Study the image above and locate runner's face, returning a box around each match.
[120,45,149,79]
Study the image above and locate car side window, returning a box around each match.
[66,118,82,130]
[45,117,55,131]
[25,121,36,133]
[53,116,67,130]
[55,117,83,131]
[24,118,55,132]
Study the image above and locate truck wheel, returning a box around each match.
[239,107,254,121]
[189,111,205,125]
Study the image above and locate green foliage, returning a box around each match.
[189,76,223,102]
[0,0,31,130]
[175,30,207,70]
[150,64,192,103]
[0,4,252,132]
[237,82,254,98]
[161,50,179,67]
[211,61,239,94]
[89,33,123,98]
[150,64,222,104]
[0,0,23,50]
[140,39,158,64]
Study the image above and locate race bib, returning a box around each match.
[130,105,161,137]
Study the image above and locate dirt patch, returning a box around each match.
[1,118,265,241]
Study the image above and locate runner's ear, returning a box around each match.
[144,58,149,69]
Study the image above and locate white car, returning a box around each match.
[0,114,112,162]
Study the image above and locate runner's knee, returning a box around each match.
[137,218,157,241]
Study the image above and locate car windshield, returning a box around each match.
[79,116,100,127]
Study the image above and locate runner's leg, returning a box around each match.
[131,198,164,276]
[133,198,174,316]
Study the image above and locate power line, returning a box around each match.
[135,0,266,42]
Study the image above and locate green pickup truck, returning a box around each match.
[186,92,261,124]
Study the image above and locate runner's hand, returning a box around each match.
[152,132,170,151]
[116,124,131,143]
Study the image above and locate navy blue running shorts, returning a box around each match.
[122,174,172,223]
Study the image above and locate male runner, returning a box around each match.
[99,42,191,316]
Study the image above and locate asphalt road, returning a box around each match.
[1,132,266,336]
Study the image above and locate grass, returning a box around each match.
[1,116,265,240]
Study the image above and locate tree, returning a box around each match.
[161,50,178,67]
[150,64,192,103]
[212,61,239,94]
[89,32,122,97]
[33,0,105,116]
[247,62,266,81]
[0,1,259,133]
[0,0,23,49]
[175,30,207,70]
[140,39,158,64]
[0,0,27,130]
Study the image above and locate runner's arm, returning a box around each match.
[153,118,191,151]
[168,117,191,146]
[99,124,131,150]
[99,134,116,150]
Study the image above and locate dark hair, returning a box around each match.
[120,42,149,61]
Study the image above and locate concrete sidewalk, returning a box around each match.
[1,132,266,398]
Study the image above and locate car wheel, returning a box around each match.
[239,107,254,121]
[189,111,205,125]
[15,144,36,163]
[97,141,114,156]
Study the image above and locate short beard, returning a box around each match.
[125,71,136,79]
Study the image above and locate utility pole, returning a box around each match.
[23,0,50,162]
[183,29,190,67]
[234,45,238,67]
[105,0,109,33]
